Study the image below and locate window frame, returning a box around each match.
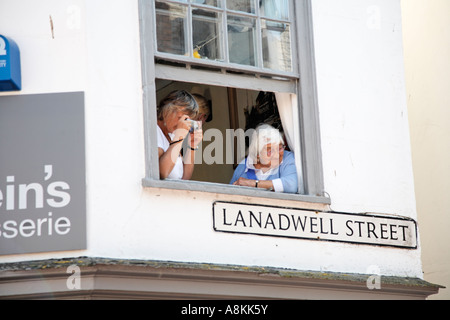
[153,0,298,77]
[139,0,329,204]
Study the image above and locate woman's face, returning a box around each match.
[164,110,190,133]
[196,112,209,125]
[258,142,285,167]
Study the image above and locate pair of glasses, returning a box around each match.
[261,144,285,155]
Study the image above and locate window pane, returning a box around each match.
[227,15,257,67]
[262,20,292,72]
[192,0,222,8]
[260,0,289,20]
[226,0,255,14]
[155,1,188,55]
[193,9,224,61]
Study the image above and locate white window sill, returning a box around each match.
[142,178,331,205]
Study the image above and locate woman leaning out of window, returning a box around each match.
[157,90,203,180]
[230,124,298,194]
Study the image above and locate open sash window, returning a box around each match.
[140,0,327,202]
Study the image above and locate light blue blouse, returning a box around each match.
[229,150,298,194]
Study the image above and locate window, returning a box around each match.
[154,0,295,75]
[139,0,328,203]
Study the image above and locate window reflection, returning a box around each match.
[228,15,257,67]
[192,0,222,8]
[260,0,289,20]
[226,0,255,14]
[262,20,292,72]
[193,9,223,61]
[156,1,188,55]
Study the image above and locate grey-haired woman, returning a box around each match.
[157,90,203,180]
[230,124,298,193]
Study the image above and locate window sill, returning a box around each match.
[142,178,331,205]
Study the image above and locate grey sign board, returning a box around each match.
[0,92,86,255]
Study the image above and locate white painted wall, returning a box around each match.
[401,0,450,299]
[0,0,423,279]
[0,0,87,95]
[313,0,417,218]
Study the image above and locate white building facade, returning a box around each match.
[0,0,442,300]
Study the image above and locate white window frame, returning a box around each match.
[139,0,329,204]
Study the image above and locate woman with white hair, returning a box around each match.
[230,124,298,194]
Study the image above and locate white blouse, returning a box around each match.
[157,125,184,180]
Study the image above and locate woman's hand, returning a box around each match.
[233,177,274,191]
[172,116,192,140]
[233,177,256,188]
[182,120,202,180]
[189,122,203,149]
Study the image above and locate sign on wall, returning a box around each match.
[0,35,21,91]
[213,202,417,249]
[0,92,86,255]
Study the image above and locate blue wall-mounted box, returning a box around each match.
[0,35,22,91]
